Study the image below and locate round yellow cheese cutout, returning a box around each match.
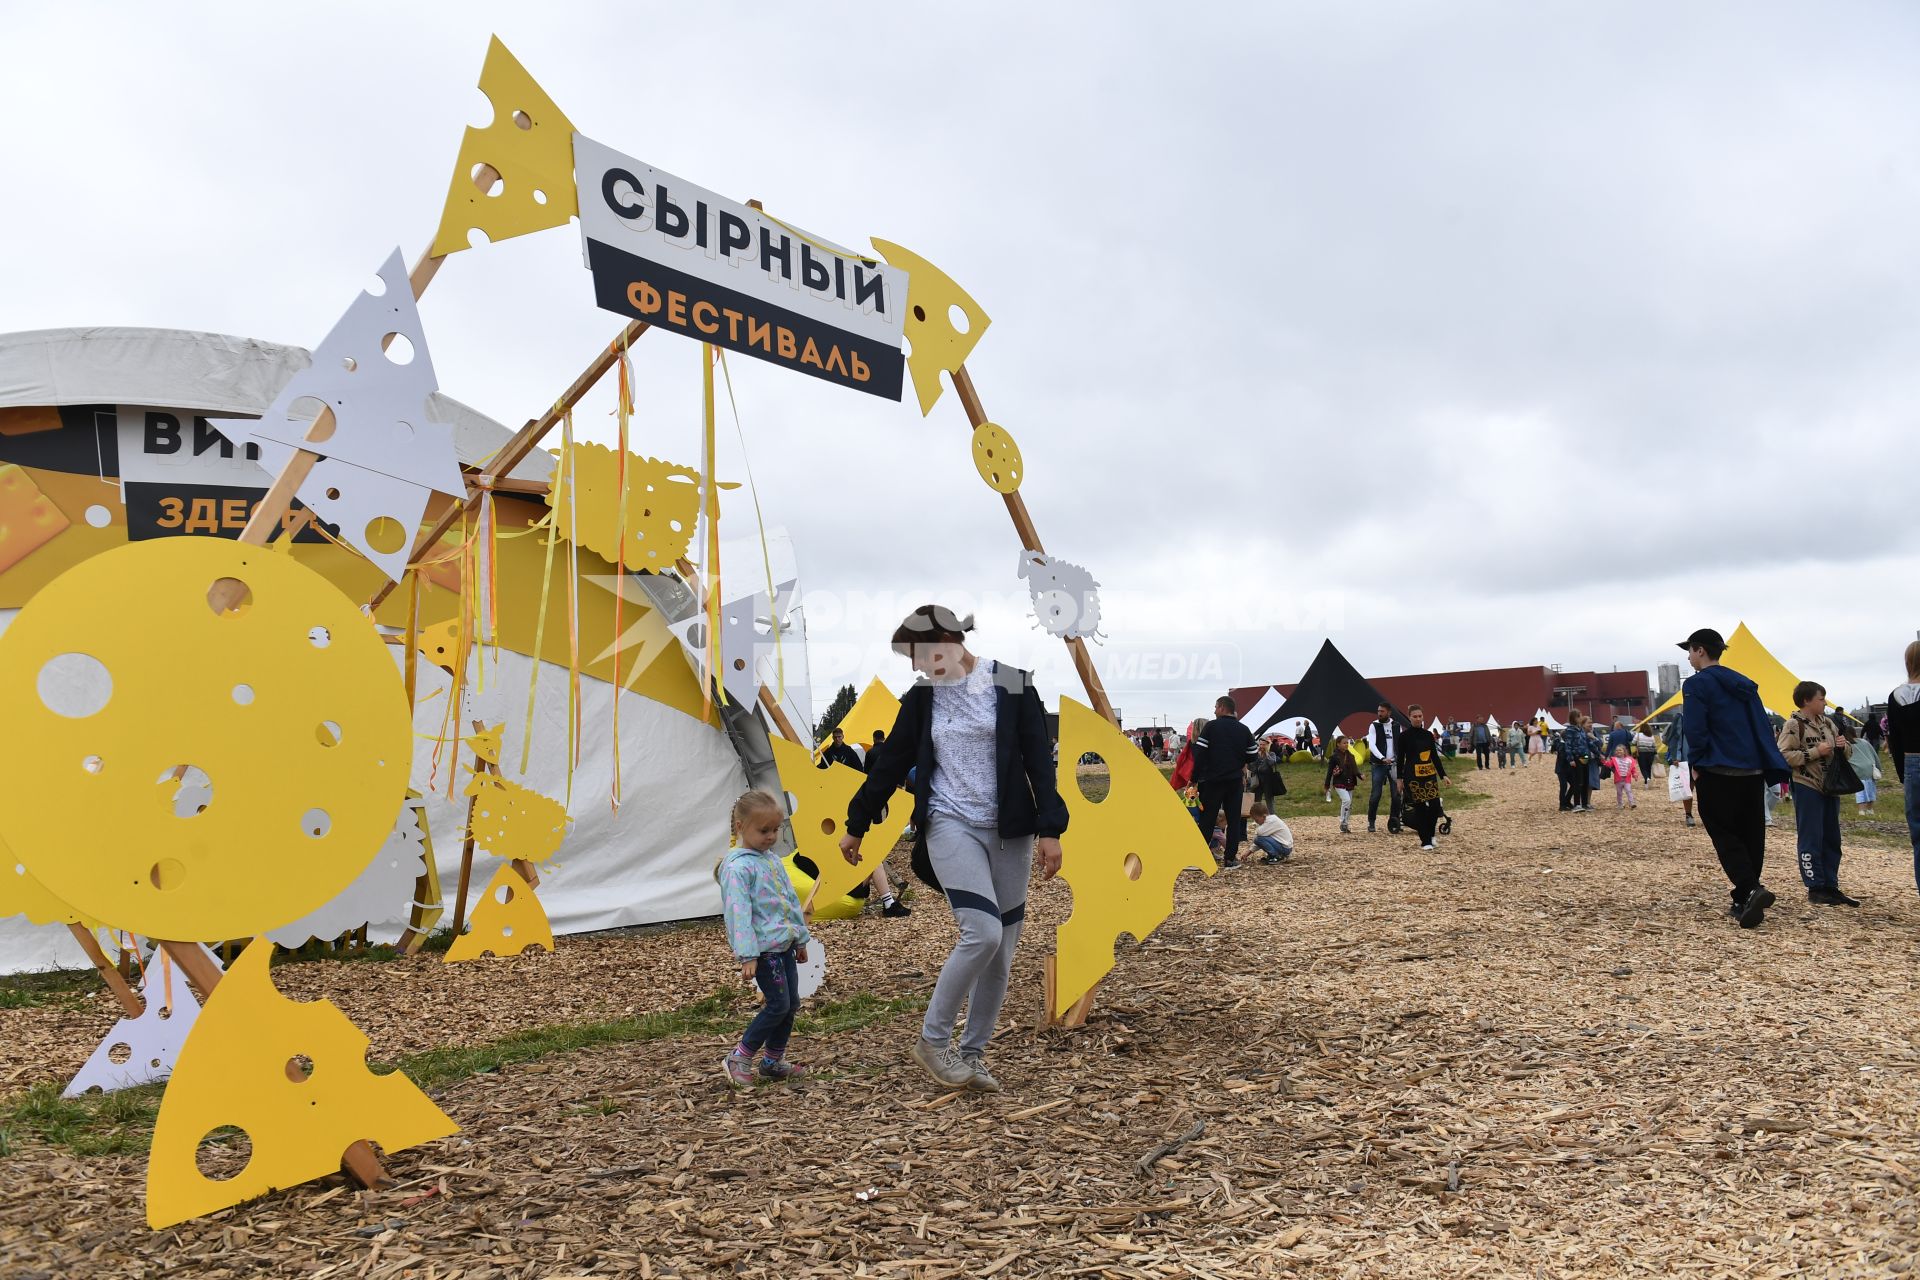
[0,538,413,941]
[970,423,1023,494]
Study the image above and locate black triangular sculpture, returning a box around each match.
[1255,639,1408,742]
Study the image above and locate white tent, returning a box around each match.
[1535,708,1567,731]
[0,328,772,974]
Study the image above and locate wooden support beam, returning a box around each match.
[449,803,480,938]
[758,685,803,744]
[67,924,143,1018]
[157,940,225,1005]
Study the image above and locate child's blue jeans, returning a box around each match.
[740,945,799,1058]
[1252,835,1291,859]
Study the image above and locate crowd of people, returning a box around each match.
[730,613,1920,1092]
[1547,628,1920,930]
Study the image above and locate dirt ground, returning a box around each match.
[3,762,1918,1278]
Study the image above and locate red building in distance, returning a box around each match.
[1231,664,1652,740]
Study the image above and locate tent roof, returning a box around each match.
[0,327,551,481]
[1645,623,1806,722]
[1255,639,1403,736]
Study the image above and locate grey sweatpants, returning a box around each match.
[922,814,1030,1055]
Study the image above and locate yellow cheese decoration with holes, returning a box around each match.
[869,239,991,416]
[0,538,413,942]
[443,863,553,962]
[464,771,568,864]
[814,677,902,760]
[547,442,702,571]
[430,36,579,257]
[0,830,97,928]
[970,423,1023,494]
[414,617,462,674]
[771,736,910,908]
[0,463,72,575]
[1052,696,1215,1015]
[145,938,456,1229]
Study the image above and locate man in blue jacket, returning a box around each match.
[1678,627,1791,928]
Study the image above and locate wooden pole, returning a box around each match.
[364,320,652,614]
[757,686,803,744]
[947,365,1117,1026]
[450,809,479,938]
[948,366,1116,726]
[66,924,143,1019]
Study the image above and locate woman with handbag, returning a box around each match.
[1251,740,1286,812]
[1775,680,1859,906]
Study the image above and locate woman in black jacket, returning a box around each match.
[840,605,1067,1095]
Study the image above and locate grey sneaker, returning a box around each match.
[912,1038,975,1088]
[721,1051,755,1089]
[959,1050,1003,1093]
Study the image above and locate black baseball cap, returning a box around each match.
[1676,627,1725,654]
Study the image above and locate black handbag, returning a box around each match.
[1822,743,1865,796]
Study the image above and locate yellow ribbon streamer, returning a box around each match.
[609,334,633,812]
[563,408,581,808]
[701,344,722,718]
[518,421,565,777]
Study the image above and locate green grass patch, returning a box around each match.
[0,1081,161,1159]
[0,984,928,1162]
[0,967,108,1010]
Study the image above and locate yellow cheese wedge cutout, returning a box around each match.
[0,462,73,575]
[414,617,462,675]
[814,677,902,760]
[146,938,457,1229]
[868,239,991,416]
[463,771,568,865]
[1051,697,1215,1015]
[770,736,910,908]
[430,35,579,257]
[443,863,553,962]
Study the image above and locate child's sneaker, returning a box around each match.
[758,1056,807,1082]
[721,1050,755,1089]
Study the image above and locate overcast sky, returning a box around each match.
[4,2,1915,725]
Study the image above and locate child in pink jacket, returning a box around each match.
[1610,743,1641,808]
